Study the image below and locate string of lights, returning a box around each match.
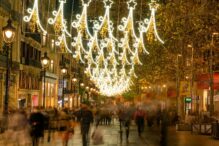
[23,0,164,97]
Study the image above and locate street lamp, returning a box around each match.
[86,86,90,100]
[61,64,67,108]
[162,84,167,110]
[80,82,85,103]
[2,18,16,114]
[2,19,16,44]
[209,32,219,116]
[72,77,77,108]
[41,52,50,108]
[188,44,194,103]
[176,54,182,118]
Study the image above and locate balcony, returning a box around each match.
[29,59,42,68]
[21,57,42,69]
[25,33,41,43]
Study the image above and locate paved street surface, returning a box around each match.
[168,127,219,146]
[0,121,219,146]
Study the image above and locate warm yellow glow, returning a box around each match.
[61,68,67,74]
[23,0,164,97]
[5,30,13,39]
[42,59,49,66]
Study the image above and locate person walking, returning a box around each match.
[118,104,133,142]
[79,103,94,146]
[134,107,146,137]
[29,108,45,146]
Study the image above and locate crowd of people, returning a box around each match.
[0,103,178,146]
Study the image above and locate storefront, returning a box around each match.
[42,72,58,108]
[197,72,219,113]
[18,91,39,108]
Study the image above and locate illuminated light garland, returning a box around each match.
[71,0,96,64]
[84,0,123,95]
[55,31,72,53]
[131,48,143,65]
[143,0,164,44]
[48,0,72,53]
[118,0,149,67]
[92,0,118,67]
[72,33,88,63]
[86,30,102,63]
[23,0,47,35]
[48,0,71,36]
[71,0,93,38]
[80,0,124,91]
[23,0,164,97]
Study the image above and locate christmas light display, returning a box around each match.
[48,0,72,53]
[23,0,164,97]
[23,0,47,35]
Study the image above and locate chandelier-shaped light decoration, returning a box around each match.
[48,0,72,53]
[23,0,47,35]
[22,0,164,97]
[118,0,150,67]
[71,0,93,63]
[143,0,164,44]
[93,0,118,66]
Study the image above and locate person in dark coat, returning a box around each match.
[160,109,168,146]
[134,107,146,137]
[29,108,45,146]
[80,104,94,146]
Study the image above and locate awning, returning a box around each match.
[197,72,219,89]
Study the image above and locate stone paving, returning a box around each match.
[168,127,219,146]
[41,121,151,146]
[0,121,219,146]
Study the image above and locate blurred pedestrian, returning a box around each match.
[62,119,75,146]
[5,109,31,145]
[79,103,94,146]
[134,107,146,137]
[119,104,133,142]
[160,109,168,146]
[29,107,45,146]
[91,126,104,145]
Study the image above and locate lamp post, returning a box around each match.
[209,32,219,116]
[188,44,195,113]
[86,86,90,100]
[80,82,85,103]
[41,52,50,108]
[72,77,77,108]
[2,18,16,115]
[162,84,167,110]
[61,64,67,108]
[176,54,182,117]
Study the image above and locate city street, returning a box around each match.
[0,0,219,145]
[1,120,219,146]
